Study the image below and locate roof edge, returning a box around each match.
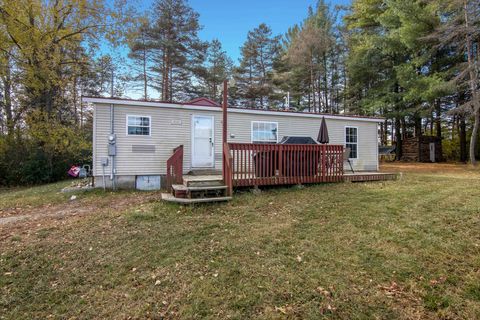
[82,96,385,123]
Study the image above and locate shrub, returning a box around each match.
[0,112,91,186]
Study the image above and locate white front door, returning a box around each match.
[192,115,214,168]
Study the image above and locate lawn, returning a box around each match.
[1,164,480,319]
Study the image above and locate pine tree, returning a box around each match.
[274,1,342,113]
[148,0,207,102]
[346,0,412,159]
[428,0,480,164]
[200,39,233,102]
[235,23,281,109]
[126,16,153,100]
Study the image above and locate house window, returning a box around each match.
[252,121,278,143]
[345,126,358,159]
[127,115,151,136]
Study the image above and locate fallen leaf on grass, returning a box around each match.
[429,276,447,286]
[316,286,331,297]
[274,306,289,314]
[378,281,403,297]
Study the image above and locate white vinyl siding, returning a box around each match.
[127,115,151,136]
[251,121,278,143]
[93,104,222,176]
[345,126,358,159]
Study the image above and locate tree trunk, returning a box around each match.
[162,50,170,101]
[3,54,14,135]
[395,117,402,160]
[470,111,480,164]
[143,47,148,99]
[73,75,78,125]
[310,59,316,113]
[323,53,329,113]
[435,99,442,138]
[464,0,480,165]
[380,121,384,146]
[414,113,422,137]
[401,117,407,140]
[430,110,434,135]
[383,119,388,145]
[460,115,467,163]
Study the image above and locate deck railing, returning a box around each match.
[223,142,233,196]
[166,145,184,191]
[227,143,344,187]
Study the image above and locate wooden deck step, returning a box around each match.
[343,172,398,182]
[187,169,222,176]
[172,184,227,191]
[161,193,232,204]
[182,175,224,187]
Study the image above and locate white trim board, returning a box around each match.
[83,97,384,123]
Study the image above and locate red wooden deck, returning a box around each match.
[227,143,344,187]
[165,80,396,199]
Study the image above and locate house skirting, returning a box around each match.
[94,175,167,190]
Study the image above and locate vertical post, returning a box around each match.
[321,144,326,182]
[222,80,228,192]
[223,80,228,146]
[278,144,283,184]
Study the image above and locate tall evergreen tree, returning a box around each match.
[274,1,343,113]
[346,0,412,159]
[428,0,480,164]
[149,0,207,102]
[200,39,233,102]
[126,16,153,100]
[235,23,281,109]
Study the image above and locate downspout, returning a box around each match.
[110,103,116,190]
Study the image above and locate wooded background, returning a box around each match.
[0,0,479,185]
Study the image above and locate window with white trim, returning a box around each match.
[345,127,358,159]
[252,121,278,143]
[127,115,151,136]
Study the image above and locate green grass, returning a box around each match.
[1,166,480,319]
[0,180,72,210]
[0,180,137,217]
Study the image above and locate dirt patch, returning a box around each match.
[0,192,157,231]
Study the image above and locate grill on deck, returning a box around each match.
[279,136,318,145]
[254,136,320,177]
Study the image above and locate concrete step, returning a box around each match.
[161,193,232,204]
[182,175,224,188]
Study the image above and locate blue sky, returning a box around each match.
[139,0,351,62]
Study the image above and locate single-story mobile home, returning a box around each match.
[83,96,382,190]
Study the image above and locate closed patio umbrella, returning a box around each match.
[317,116,329,144]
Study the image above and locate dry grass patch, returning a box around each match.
[1,164,480,319]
